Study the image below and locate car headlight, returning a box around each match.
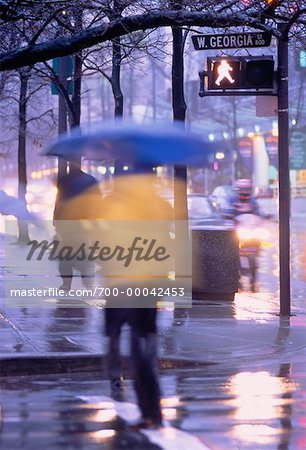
[237,227,254,241]
[237,226,270,241]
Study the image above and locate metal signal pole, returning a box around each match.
[277,24,291,316]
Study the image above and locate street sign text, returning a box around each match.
[192,32,272,50]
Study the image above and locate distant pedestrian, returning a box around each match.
[53,166,101,291]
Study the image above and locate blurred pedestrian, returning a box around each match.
[99,164,174,428]
[53,166,101,290]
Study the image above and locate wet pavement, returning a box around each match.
[1,298,306,449]
[1,199,306,449]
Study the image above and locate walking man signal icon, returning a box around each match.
[215,60,235,86]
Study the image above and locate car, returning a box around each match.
[161,192,234,229]
[187,194,233,230]
[209,185,233,215]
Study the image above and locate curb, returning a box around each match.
[0,354,215,377]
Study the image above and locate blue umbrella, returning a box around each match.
[45,121,218,166]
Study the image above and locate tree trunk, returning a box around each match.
[171,26,188,220]
[17,69,30,243]
[69,8,83,170]
[57,57,68,189]
[111,37,124,174]
[171,23,189,293]
[71,7,83,128]
[171,27,187,122]
[69,52,82,171]
[111,38,123,118]
[71,53,82,127]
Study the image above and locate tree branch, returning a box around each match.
[0,9,282,71]
[26,108,54,123]
[28,8,66,46]
[282,7,306,38]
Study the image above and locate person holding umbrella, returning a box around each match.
[98,163,174,428]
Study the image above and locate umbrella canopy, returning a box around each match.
[45,121,218,166]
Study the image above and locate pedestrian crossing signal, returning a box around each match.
[208,58,241,90]
[206,56,274,91]
[215,60,236,86]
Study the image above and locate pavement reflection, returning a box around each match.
[1,200,306,448]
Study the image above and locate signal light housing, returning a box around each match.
[244,58,274,89]
[206,56,275,91]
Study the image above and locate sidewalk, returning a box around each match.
[1,287,306,374]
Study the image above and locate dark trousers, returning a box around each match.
[131,331,161,423]
[105,308,162,423]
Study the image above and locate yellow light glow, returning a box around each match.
[248,132,254,138]
[167,270,175,279]
[161,397,180,408]
[237,226,270,242]
[215,152,225,160]
[227,371,297,425]
[162,408,177,420]
[272,129,279,137]
[90,429,116,441]
[78,401,114,409]
[155,166,163,175]
[97,166,107,175]
[94,408,116,422]
[232,424,279,445]
[157,301,175,309]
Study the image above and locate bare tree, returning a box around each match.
[1,1,305,71]
[0,67,55,241]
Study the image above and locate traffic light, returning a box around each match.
[206,56,274,91]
